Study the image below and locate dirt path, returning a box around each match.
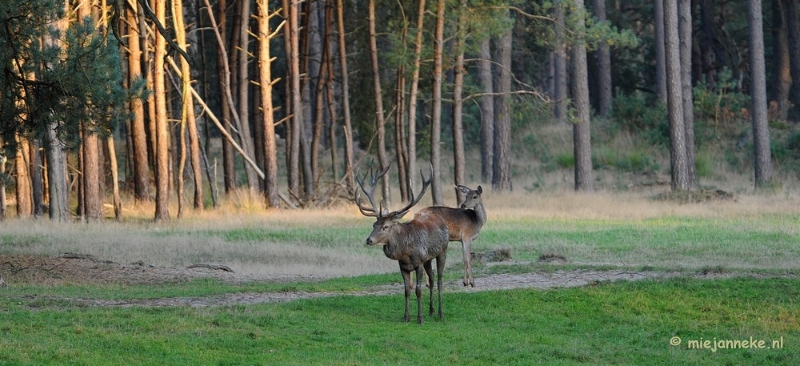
[0,254,730,308]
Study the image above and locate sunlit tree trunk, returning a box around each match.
[15,136,31,218]
[154,0,170,221]
[258,0,280,208]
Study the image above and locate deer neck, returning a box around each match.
[473,202,487,228]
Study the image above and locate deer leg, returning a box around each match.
[414,266,424,324]
[462,240,474,287]
[423,260,435,315]
[436,252,446,319]
[400,268,413,323]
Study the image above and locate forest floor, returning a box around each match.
[0,253,757,308]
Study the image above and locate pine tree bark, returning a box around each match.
[679,0,697,188]
[15,136,31,218]
[749,0,773,188]
[553,3,568,121]
[45,124,69,222]
[665,0,690,191]
[573,0,593,192]
[492,20,513,192]
[128,1,151,202]
[257,0,280,208]
[154,0,170,221]
[29,141,44,217]
[218,0,236,194]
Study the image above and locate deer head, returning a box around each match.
[355,163,433,246]
[457,185,483,210]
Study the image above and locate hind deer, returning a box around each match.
[355,164,449,324]
[416,185,485,287]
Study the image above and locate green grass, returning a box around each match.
[0,277,797,365]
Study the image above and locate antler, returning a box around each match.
[354,163,391,217]
[385,163,433,219]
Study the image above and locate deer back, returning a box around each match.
[416,206,483,242]
[374,214,449,265]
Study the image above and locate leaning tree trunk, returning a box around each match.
[665,0,690,191]
[572,0,593,192]
[749,0,773,188]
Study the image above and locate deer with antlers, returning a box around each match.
[355,164,449,324]
[416,185,486,287]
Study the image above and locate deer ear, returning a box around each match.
[477,186,483,194]
[457,185,469,193]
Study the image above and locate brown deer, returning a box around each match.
[355,164,449,324]
[416,185,485,287]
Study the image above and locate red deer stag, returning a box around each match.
[416,185,485,287]
[355,164,449,324]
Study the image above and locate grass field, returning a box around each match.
[0,192,799,364]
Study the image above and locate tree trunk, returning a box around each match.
[368,0,391,205]
[573,0,593,192]
[452,0,467,204]
[257,0,280,208]
[772,0,792,121]
[395,65,409,203]
[237,0,258,193]
[217,0,236,194]
[154,0,170,221]
[45,124,69,222]
[478,39,494,183]
[287,0,302,197]
[406,0,426,194]
[665,0,690,191]
[679,0,697,188]
[655,0,667,102]
[77,3,100,222]
[785,0,800,120]
[29,141,44,218]
[553,4,568,122]
[336,0,355,193]
[15,136,31,218]
[129,1,151,202]
[0,154,6,221]
[431,0,446,204]
[593,0,612,117]
[493,20,513,192]
[749,0,773,188]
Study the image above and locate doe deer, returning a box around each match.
[355,164,449,324]
[416,185,485,287]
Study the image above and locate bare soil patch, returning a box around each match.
[0,254,753,308]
